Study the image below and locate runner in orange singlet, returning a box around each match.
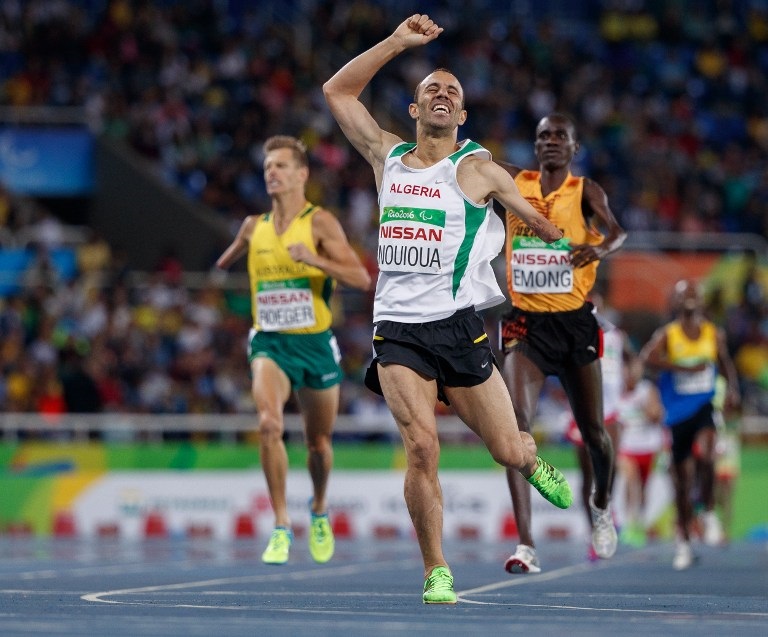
[497,113,627,573]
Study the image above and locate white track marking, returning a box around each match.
[456,552,768,619]
[81,558,421,605]
[458,560,598,597]
[78,544,768,620]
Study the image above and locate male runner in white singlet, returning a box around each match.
[324,14,573,604]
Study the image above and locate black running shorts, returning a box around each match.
[499,303,601,377]
[364,306,496,404]
[669,402,715,464]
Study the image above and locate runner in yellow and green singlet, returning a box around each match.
[215,135,371,566]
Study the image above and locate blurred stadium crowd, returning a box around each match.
[0,0,767,420]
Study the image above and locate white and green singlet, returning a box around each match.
[374,140,505,323]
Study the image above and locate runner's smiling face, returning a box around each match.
[410,70,467,132]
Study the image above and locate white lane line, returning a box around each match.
[81,558,421,605]
[458,560,598,596]
[7,563,173,581]
[456,554,768,618]
[457,594,768,618]
[81,544,768,619]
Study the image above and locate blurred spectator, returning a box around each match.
[77,230,112,284]
[22,244,63,290]
[1,0,764,238]
[59,345,102,413]
[35,363,67,420]
[734,323,768,418]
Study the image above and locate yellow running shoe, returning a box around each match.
[422,566,457,604]
[308,512,335,563]
[261,527,292,565]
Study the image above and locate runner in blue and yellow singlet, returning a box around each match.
[215,135,371,566]
[640,279,740,570]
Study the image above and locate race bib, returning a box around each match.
[377,207,445,273]
[510,236,573,293]
[256,278,315,331]
[673,365,715,395]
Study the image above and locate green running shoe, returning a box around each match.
[527,456,573,509]
[261,527,292,565]
[619,522,646,548]
[308,512,335,563]
[422,566,457,604]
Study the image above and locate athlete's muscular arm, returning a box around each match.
[214,215,258,269]
[287,209,372,291]
[491,160,525,222]
[571,179,627,268]
[715,326,741,410]
[461,158,562,244]
[639,328,669,371]
[323,14,441,187]
[495,160,523,179]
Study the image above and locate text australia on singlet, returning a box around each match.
[378,183,446,274]
[511,235,573,293]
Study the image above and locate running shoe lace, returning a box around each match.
[528,456,573,509]
[312,517,329,541]
[424,568,453,593]
[269,529,289,550]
